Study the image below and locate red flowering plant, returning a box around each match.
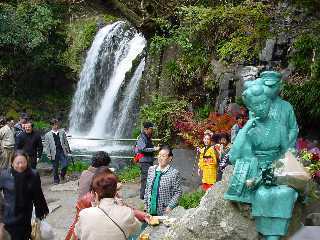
[297,138,320,184]
[174,112,236,148]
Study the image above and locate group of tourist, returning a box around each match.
[0,115,73,240]
[0,113,43,170]
[67,152,142,240]
[196,115,245,191]
[0,113,184,240]
[0,69,301,240]
[0,114,47,239]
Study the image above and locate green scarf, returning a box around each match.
[149,170,162,215]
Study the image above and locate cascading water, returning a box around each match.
[114,58,145,138]
[88,35,145,138]
[69,21,146,140]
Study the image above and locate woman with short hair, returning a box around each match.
[0,150,49,240]
[78,151,111,199]
[75,167,141,240]
[144,145,182,216]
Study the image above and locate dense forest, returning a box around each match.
[0,0,319,137]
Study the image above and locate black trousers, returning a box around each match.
[139,161,153,200]
[29,156,37,169]
[5,224,32,240]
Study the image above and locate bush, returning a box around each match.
[290,33,320,80]
[67,160,90,173]
[194,104,212,120]
[139,95,188,143]
[282,79,320,129]
[178,189,205,209]
[117,164,141,183]
[33,120,50,131]
[62,18,98,74]
[0,1,64,78]
[175,112,236,147]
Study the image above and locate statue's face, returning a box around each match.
[248,94,271,119]
[263,82,281,100]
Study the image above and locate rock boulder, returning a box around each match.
[142,166,259,240]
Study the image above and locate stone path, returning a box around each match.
[39,148,202,239]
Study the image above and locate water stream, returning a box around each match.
[68,21,146,167]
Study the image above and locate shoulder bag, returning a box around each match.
[98,206,127,240]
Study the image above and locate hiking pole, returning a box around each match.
[191,150,199,177]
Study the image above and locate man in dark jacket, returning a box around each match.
[135,122,160,199]
[13,113,28,139]
[15,122,43,169]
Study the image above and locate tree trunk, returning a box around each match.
[103,0,156,38]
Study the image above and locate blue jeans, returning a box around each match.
[52,150,68,183]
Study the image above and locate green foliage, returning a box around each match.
[5,109,19,120]
[62,18,98,74]
[33,120,50,131]
[67,161,90,173]
[0,91,72,128]
[194,104,212,120]
[0,1,65,78]
[149,1,269,100]
[282,79,320,127]
[292,0,320,10]
[178,189,205,209]
[235,96,245,107]
[132,127,141,139]
[151,2,270,63]
[62,11,117,74]
[163,49,212,93]
[117,164,141,183]
[290,33,320,79]
[139,95,188,143]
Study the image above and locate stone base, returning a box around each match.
[141,166,302,240]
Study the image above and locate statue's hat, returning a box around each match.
[260,71,282,86]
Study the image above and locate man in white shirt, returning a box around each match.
[0,117,15,169]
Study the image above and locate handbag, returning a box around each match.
[31,218,54,240]
[98,206,127,240]
[31,218,41,240]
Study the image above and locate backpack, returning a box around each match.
[133,137,144,163]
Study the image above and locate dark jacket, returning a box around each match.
[15,131,43,159]
[0,168,49,226]
[13,123,24,138]
[136,132,156,163]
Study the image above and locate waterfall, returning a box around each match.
[69,21,146,138]
[114,58,145,138]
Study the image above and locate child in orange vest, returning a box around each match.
[198,133,217,191]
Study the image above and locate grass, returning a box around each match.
[67,160,90,173]
[117,164,141,183]
[178,189,205,209]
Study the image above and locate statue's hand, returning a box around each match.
[246,179,255,188]
[243,117,259,133]
[261,167,276,186]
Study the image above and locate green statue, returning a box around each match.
[244,71,299,149]
[224,71,298,240]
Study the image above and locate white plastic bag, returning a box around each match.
[31,218,54,240]
[40,220,54,240]
[274,151,311,191]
